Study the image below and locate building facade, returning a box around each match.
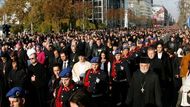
[179,0,190,25]
[128,0,152,18]
[88,0,128,28]
[84,0,154,28]
[152,5,168,26]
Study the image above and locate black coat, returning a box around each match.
[0,74,3,107]
[127,70,162,107]
[149,58,166,87]
[0,60,12,92]
[0,73,9,107]
[8,68,27,88]
[92,44,106,57]
[58,60,71,70]
[44,48,54,67]
[0,60,12,81]
[156,52,172,83]
[85,43,93,60]
[17,48,28,69]
[171,56,182,88]
[69,52,78,67]
[28,63,46,107]
[48,75,60,99]
[28,63,46,88]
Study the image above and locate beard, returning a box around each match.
[140,68,149,74]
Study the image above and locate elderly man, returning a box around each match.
[126,57,162,107]
[6,87,25,107]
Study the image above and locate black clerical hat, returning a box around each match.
[140,57,150,64]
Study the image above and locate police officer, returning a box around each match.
[55,67,79,107]
[6,87,26,107]
[84,57,109,107]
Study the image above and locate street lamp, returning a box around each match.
[124,0,128,28]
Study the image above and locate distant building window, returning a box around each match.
[94,7,102,13]
[94,13,102,18]
[94,1,101,6]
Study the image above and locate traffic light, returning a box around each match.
[2,24,10,36]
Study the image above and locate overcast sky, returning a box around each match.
[153,0,179,21]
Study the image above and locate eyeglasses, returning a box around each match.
[29,58,35,60]
[157,47,162,48]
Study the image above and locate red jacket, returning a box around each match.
[55,83,75,107]
[111,60,122,79]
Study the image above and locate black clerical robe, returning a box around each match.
[126,70,162,107]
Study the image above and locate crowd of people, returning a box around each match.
[0,27,189,107]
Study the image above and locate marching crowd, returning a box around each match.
[0,28,189,107]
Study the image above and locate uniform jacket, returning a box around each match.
[111,59,131,82]
[55,81,79,107]
[84,68,108,95]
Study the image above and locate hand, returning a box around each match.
[188,92,190,97]
[121,66,124,70]
[31,75,36,82]
[53,89,56,98]
[109,86,112,90]
[175,75,179,78]
[96,78,100,83]
[55,74,59,79]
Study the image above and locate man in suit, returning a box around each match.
[59,51,70,70]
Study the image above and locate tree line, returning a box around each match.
[0,0,94,33]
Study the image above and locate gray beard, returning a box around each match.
[140,69,149,74]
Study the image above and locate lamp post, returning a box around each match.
[124,0,128,28]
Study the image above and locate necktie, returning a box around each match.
[63,61,66,69]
